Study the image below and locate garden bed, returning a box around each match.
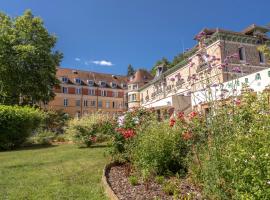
[105,164,202,200]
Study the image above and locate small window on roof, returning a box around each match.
[122,83,127,88]
[111,82,117,88]
[62,77,68,83]
[88,80,94,86]
[100,81,106,87]
[268,71,270,77]
[245,78,249,83]
[75,78,81,84]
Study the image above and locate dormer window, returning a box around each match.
[122,83,127,88]
[87,80,94,86]
[100,81,106,87]
[111,82,117,88]
[75,78,81,84]
[62,77,68,83]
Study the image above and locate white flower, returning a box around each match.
[267,181,270,185]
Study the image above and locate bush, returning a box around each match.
[43,110,70,133]
[65,113,116,147]
[128,176,139,186]
[0,105,45,150]
[187,93,270,199]
[28,129,56,145]
[131,121,189,176]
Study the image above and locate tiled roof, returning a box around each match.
[129,69,154,84]
[57,67,128,88]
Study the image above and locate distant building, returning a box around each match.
[44,68,128,117]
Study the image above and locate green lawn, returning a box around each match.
[0,144,109,200]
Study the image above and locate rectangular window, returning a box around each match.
[101,90,107,97]
[87,80,94,86]
[83,100,88,107]
[245,78,249,83]
[112,101,115,108]
[98,101,102,108]
[90,100,96,107]
[76,100,81,107]
[64,98,68,107]
[238,47,245,61]
[112,91,118,98]
[255,73,261,80]
[111,82,117,88]
[62,87,68,94]
[122,83,127,88]
[132,94,136,101]
[100,81,106,87]
[88,89,95,95]
[75,78,81,84]
[106,101,110,108]
[132,84,138,90]
[259,51,265,63]
[62,77,68,83]
[76,88,81,94]
[268,71,270,77]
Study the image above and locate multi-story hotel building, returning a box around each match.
[128,24,270,114]
[45,67,128,117]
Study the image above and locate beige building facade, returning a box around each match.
[45,68,128,117]
[129,24,270,114]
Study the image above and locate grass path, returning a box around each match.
[0,144,109,200]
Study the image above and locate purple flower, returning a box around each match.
[170,77,175,82]
[232,67,241,73]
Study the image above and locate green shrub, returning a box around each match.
[0,105,45,150]
[29,129,56,145]
[43,110,70,133]
[132,121,189,176]
[65,113,116,147]
[155,176,165,185]
[128,176,138,186]
[188,93,270,199]
[162,181,178,196]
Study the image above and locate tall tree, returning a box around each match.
[0,10,63,105]
[127,64,135,76]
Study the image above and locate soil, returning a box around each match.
[106,164,202,200]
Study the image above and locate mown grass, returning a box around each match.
[0,144,108,200]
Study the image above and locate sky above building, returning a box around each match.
[1,0,269,75]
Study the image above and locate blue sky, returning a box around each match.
[1,0,269,75]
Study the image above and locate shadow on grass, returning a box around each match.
[1,144,58,152]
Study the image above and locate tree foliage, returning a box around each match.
[0,10,63,105]
[127,64,135,77]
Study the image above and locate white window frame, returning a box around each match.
[88,89,95,96]
[83,100,88,107]
[111,82,117,88]
[87,80,95,86]
[101,90,107,97]
[76,100,81,107]
[64,98,68,107]
[62,77,68,83]
[106,101,110,108]
[76,88,82,94]
[100,81,106,87]
[62,87,68,94]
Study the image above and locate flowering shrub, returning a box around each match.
[131,120,189,176]
[109,107,156,162]
[65,113,116,147]
[185,93,270,199]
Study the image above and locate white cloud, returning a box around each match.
[75,57,81,62]
[92,60,113,66]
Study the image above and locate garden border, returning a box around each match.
[102,163,119,200]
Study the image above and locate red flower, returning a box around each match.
[189,111,198,120]
[235,99,241,106]
[169,118,176,127]
[116,128,136,139]
[177,112,185,121]
[90,136,97,143]
[182,131,193,140]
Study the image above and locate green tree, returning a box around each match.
[127,64,135,76]
[150,57,171,76]
[0,10,62,105]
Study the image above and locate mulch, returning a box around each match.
[106,164,202,200]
